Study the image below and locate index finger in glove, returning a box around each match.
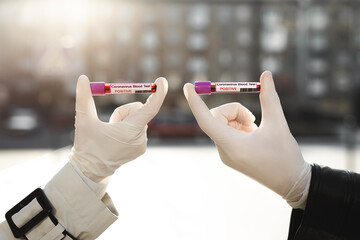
[183,83,231,140]
[123,77,168,128]
[210,103,257,132]
[210,102,255,125]
[109,102,144,123]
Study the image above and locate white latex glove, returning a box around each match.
[70,75,168,183]
[184,71,311,209]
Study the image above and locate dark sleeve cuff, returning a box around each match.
[288,164,360,240]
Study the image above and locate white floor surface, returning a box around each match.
[0,143,359,240]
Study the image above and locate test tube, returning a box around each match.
[195,81,260,95]
[90,82,157,96]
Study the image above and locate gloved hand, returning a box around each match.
[70,75,168,183]
[184,71,311,209]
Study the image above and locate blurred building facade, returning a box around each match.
[0,0,359,148]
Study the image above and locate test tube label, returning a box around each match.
[215,82,259,93]
[110,83,153,94]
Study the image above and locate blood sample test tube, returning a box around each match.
[195,81,260,95]
[90,82,157,96]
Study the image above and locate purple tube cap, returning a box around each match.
[90,82,105,96]
[195,81,211,95]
